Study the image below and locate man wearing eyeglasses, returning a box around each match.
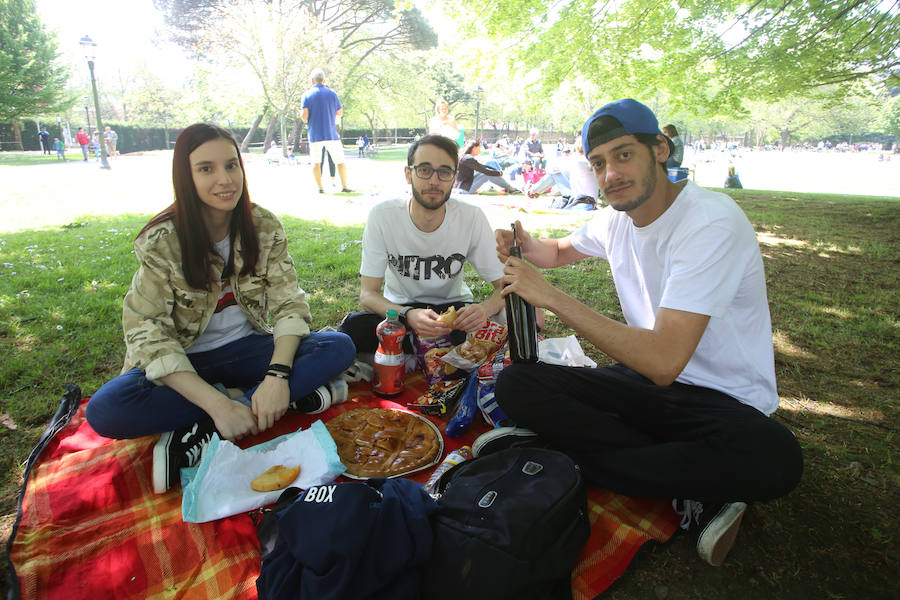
[338,134,506,354]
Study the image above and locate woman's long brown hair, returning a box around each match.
[137,123,259,291]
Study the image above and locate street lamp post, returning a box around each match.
[83,98,91,135]
[474,85,484,143]
[79,35,110,169]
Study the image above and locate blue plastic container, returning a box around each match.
[667,167,689,182]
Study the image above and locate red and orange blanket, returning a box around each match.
[8,378,678,600]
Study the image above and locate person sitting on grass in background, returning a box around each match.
[484,99,802,567]
[724,165,743,189]
[524,129,546,170]
[338,134,507,356]
[85,123,356,494]
[455,140,521,195]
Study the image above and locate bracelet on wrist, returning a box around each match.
[267,363,292,375]
[265,371,290,380]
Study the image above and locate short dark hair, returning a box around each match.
[663,124,679,137]
[634,133,668,171]
[407,134,459,170]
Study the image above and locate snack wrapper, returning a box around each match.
[407,378,467,416]
[441,320,507,372]
[446,373,479,437]
[415,334,465,385]
[181,421,345,523]
[477,350,515,428]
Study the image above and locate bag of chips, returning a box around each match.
[476,350,515,428]
[415,334,464,386]
[441,320,507,373]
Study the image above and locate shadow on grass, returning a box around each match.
[1,196,898,599]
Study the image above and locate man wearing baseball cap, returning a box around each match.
[486,99,803,566]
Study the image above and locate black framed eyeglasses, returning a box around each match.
[410,163,456,181]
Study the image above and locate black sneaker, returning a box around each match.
[152,420,216,494]
[673,499,748,566]
[472,426,545,457]
[291,385,332,414]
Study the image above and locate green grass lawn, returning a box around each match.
[0,186,898,599]
[0,151,75,166]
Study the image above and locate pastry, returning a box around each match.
[326,408,441,478]
[251,464,301,492]
[437,306,457,327]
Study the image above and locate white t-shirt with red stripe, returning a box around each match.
[186,237,258,354]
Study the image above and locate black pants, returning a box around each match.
[495,363,803,503]
[338,301,468,354]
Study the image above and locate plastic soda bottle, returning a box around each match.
[373,309,406,397]
[423,446,474,498]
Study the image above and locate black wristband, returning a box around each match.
[268,363,292,375]
[266,371,290,380]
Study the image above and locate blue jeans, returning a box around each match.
[86,331,355,439]
[460,173,513,194]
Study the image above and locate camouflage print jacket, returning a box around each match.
[121,204,312,382]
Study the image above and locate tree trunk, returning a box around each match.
[263,113,279,151]
[241,106,268,152]
[279,109,288,157]
[11,119,23,151]
[290,120,302,154]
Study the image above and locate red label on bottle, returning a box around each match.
[373,362,404,397]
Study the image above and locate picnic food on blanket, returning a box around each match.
[326,408,442,478]
[408,378,468,416]
[441,320,507,372]
[251,464,301,492]
[437,306,458,327]
[415,334,465,385]
[477,350,515,428]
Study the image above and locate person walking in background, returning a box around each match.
[104,126,118,158]
[39,127,51,155]
[663,124,684,169]
[300,68,351,194]
[76,127,90,161]
[52,137,65,160]
[84,123,355,494]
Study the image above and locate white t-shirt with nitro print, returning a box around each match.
[360,197,504,305]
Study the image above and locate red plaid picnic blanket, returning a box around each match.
[8,377,678,599]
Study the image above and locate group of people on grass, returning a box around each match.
[86,98,802,569]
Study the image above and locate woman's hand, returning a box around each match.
[210,401,259,442]
[251,376,291,431]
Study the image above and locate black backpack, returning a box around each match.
[423,447,590,600]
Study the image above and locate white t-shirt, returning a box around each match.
[568,154,599,200]
[360,197,505,305]
[187,237,257,354]
[568,181,778,415]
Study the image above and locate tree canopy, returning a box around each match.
[0,0,72,123]
[451,0,900,114]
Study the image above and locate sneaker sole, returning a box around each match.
[697,502,747,566]
[152,430,175,494]
[472,427,538,457]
